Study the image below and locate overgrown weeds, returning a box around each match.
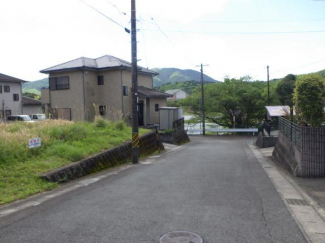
[0,120,148,205]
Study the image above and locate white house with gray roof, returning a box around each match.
[40,55,171,125]
[165,89,190,101]
[0,73,27,121]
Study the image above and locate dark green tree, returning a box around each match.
[275,74,296,121]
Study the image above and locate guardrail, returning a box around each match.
[187,128,258,135]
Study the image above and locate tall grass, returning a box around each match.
[0,119,149,205]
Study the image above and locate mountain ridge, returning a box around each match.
[22,68,218,91]
[152,68,217,87]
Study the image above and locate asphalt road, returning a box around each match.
[0,136,307,243]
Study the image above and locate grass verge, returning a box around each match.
[0,119,149,205]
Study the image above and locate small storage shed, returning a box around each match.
[159,107,182,130]
[265,106,294,120]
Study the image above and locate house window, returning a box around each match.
[4,86,10,92]
[0,85,2,93]
[98,76,104,85]
[99,106,106,116]
[13,94,19,101]
[155,104,159,112]
[49,76,69,90]
[123,86,128,96]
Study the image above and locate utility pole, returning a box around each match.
[196,64,208,135]
[131,0,139,164]
[1,100,5,122]
[267,65,270,106]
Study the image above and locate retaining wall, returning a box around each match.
[159,122,190,145]
[41,131,164,183]
[256,132,278,148]
[273,132,302,176]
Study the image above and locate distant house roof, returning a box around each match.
[138,86,172,98]
[266,106,294,117]
[0,73,27,83]
[164,89,189,95]
[40,55,158,76]
[22,96,42,106]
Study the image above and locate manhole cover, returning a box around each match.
[159,231,203,243]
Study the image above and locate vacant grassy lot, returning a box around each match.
[0,119,149,205]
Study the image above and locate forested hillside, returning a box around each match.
[153,68,217,87]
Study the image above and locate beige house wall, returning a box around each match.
[121,72,153,123]
[49,71,85,121]
[41,88,50,104]
[83,71,99,121]
[0,81,23,115]
[44,69,160,124]
[97,70,123,122]
[149,98,167,124]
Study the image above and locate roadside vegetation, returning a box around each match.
[169,70,325,129]
[0,119,149,205]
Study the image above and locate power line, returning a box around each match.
[139,16,149,68]
[156,18,325,24]
[104,0,127,16]
[150,17,175,45]
[143,17,195,66]
[275,58,325,73]
[142,29,325,35]
[79,0,130,33]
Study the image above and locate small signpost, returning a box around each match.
[29,138,41,149]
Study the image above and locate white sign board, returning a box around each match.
[29,137,41,149]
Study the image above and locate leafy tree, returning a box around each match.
[180,77,267,127]
[293,74,325,127]
[275,74,296,121]
[166,99,180,107]
[22,92,41,100]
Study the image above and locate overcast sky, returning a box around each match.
[1,0,325,82]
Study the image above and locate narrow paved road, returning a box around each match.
[0,136,306,243]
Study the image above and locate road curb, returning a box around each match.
[249,144,325,243]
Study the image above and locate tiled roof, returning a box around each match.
[0,73,27,83]
[138,86,172,98]
[22,96,42,106]
[164,89,183,95]
[40,55,158,76]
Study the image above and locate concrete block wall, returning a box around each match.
[273,132,302,176]
[41,132,164,183]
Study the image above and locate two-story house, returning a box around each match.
[40,55,171,125]
[0,73,27,120]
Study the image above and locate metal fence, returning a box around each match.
[278,117,301,150]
